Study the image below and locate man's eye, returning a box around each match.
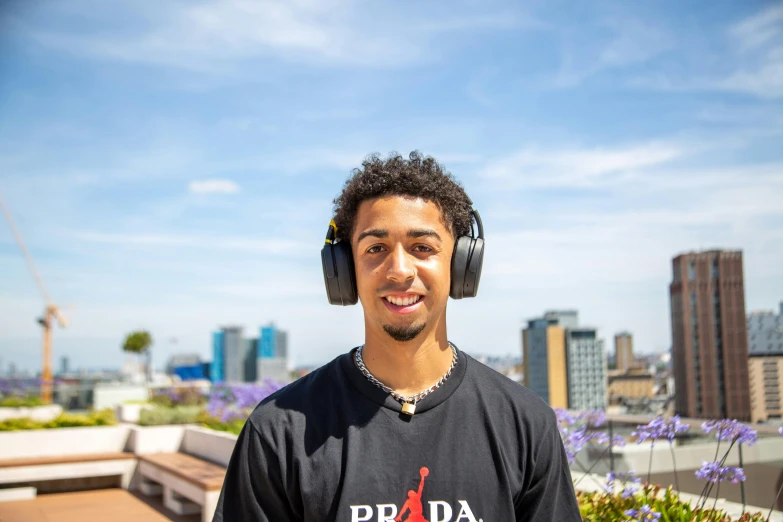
[414,245,433,253]
[367,245,385,254]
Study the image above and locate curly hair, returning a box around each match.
[332,151,473,244]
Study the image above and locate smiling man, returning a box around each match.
[213,152,581,522]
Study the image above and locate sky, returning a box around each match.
[0,0,782,373]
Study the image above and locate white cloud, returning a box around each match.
[26,0,528,71]
[553,17,674,87]
[70,230,306,255]
[627,4,783,99]
[480,142,683,188]
[188,179,240,194]
[729,4,783,52]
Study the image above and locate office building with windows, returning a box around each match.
[615,331,635,371]
[669,250,751,421]
[747,302,783,356]
[258,323,290,384]
[522,310,606,410]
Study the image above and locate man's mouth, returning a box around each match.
[384,295,422,306]
[382,294,424,314]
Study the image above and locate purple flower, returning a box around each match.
[604,471,641,496]
[779,426,783,436]
[578,409,607,428]
[555,408,576,428]
[695,462,746,484]
[701,420,757,446]
[624,504,661,520]
[633,416,689,445]
[205,381,285,424]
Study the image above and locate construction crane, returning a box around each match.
[0,190,68,403]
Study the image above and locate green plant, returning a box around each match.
[0,409,116,431]
[197,410,245,435]
[0,396,46,407]
[577,483,769,521]
[138,406,202,426]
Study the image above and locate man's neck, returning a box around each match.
[360,323,453,397]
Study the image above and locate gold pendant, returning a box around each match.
[401,401,416,416]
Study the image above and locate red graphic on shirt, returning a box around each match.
[395,467,429,522]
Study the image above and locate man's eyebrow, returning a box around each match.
[356,229,388,243]
[408,229,442,241]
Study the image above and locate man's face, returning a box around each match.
[351,196,454,343]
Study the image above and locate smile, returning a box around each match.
[382,294,424,314]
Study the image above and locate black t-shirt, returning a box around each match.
[213,347,581,522]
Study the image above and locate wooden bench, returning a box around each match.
[0,453,138,500]
[136,453,225,522]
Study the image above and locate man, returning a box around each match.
[213,152,581,521]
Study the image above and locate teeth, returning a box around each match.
[386,295,420,306]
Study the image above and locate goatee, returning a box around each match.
[383,323,426,342]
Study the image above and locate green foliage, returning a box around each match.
[197,410,245,435]
[577,484,768,521]
[0,396,46,407]
[122,330,152,355]
[138,406,202,426]
[0,409,116,431]
[150,386,206,408]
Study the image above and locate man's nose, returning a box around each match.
[386,244,415,282]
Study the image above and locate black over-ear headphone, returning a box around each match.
[320,210,485,306]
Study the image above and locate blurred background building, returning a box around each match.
[670,250,751,421]
[522,310,607,410]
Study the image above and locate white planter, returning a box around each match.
[0,405,63,422]
[0,425,130,460]
[182,426,238,467]
[115,403,153,424]
[127,425,186,455]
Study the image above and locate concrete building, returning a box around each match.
[614,332,635,371]
[212,326,245,384]
[566,327,607,411]
[607,369,655,405]
[670,250,751,421]
[522,310,606,410]
[748,302,783,356]
[748,355,783,423]
[257,323,290,384]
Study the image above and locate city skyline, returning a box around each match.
[1,1,782,372]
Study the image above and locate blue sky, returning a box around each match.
[1,0,782,372]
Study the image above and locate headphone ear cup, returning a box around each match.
[321,244,343,305]
[332,241,358,305]
[450,236,473,299]
[462,237,484,298]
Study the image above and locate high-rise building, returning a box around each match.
[522,317,568,409]
[614,332,635,371]
[669,250,751,421]
[258,323,290,384]
[522,310,606,410]
[244,338,258,382]
[747,302,783,356]
[566,327,606,411]
[211,331,225,382]
[60,356,70,375]
[748,355,783,423]
[212,326,245,384]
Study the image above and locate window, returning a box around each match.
[688,261,696,280]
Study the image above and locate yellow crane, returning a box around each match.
[0,190,68,403]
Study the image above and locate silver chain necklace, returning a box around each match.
[354,343,458,416]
